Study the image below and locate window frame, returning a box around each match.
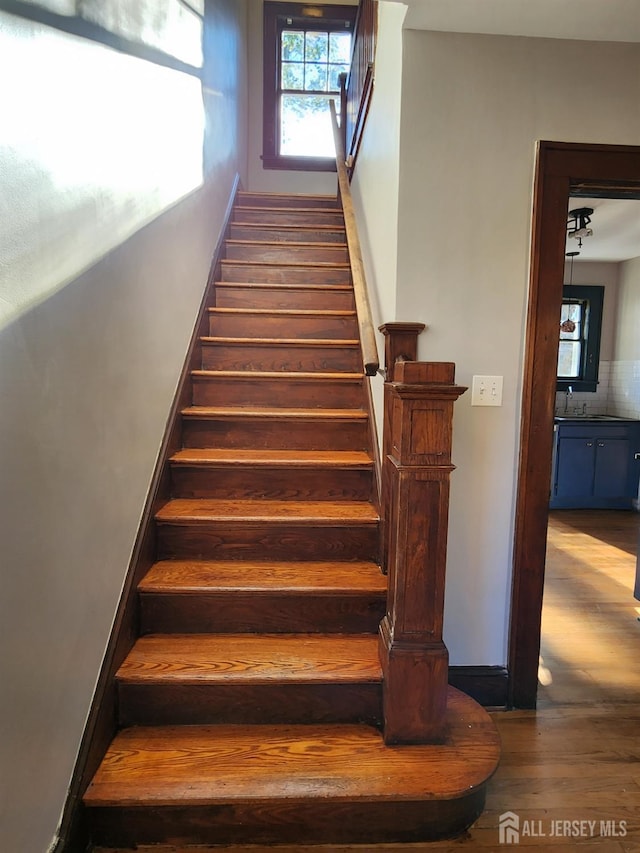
[556,284,604,393]
[262,1,357,172]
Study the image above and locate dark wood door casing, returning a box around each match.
[510,141,640,709]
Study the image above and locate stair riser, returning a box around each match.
[208,312,358,339]
[192,376,365,408]
[117,682,382,727]
[225,243,349,264]
[233,207,345,226]
[86,793,486,846]
[229,224,347,243]
[156,522,379,562]
[215,284,355,311]
[201,343,361,373]
[236,193,339,209]
[171,465,374,500]
[139,593,385,634]
[221,261,351,285]
[181,418,369,451]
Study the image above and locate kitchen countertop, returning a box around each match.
[554,414,640,422]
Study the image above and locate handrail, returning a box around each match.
[329,100,379,376]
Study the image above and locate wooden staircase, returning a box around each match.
[82,191,499,849]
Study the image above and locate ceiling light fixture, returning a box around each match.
[567,206,594,248]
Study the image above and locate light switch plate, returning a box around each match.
[471,375,503,406]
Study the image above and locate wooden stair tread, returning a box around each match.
[117,634,381,684]
[201,337,359,348]
[139,559,386,594]
[232,220,346,231]
[155,499,379,524]
[84,689,500,806]
[170,449,373,466]
[181,406,367,420]
[234,204,341,213]
[222,259,350,269]
[226,239,347,249]
[215,281,353,291]
[235,195,342,206]
[191,369,363,380]
[208,307,356,316]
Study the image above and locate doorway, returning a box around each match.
[509,141,640,708]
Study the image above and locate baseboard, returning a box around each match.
[448,666,509,708]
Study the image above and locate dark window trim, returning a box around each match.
[556,284,604,393]
[262,1,356,172]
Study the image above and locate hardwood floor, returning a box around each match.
[95,510,640,851]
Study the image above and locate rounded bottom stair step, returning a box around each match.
[84,688,500,846]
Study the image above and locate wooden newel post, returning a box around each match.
[379,359,467,744]
[379,323,425,574]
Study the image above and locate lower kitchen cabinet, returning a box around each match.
[550,419,640,509]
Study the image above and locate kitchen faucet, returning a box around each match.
[564,385,573,413]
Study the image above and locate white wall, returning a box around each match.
[615,256,640,364]
[611,255,640,419]
[394,31,640,665]
[0,4,247,851]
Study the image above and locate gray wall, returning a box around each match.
[0,4,247,850]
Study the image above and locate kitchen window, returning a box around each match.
[262,2,356,171]
[557,284,604,392]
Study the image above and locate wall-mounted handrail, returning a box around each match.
[329,100,379,377]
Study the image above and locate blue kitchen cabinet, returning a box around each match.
[550,419,640,509]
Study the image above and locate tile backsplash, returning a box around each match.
[554,360,640,419]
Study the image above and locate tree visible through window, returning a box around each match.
[263,3,357,170]
[280,28,351,156]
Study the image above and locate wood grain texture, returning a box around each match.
[225,240,349,264]
[208,307,358,338]
[86,688,498,807]
[231,206,345,226]
[116,634,383,726]
[220,260,352,285]
[169,448,375,501]
[214,281,355,310]
[155,498,379,525]
[138,560,386,634]
[117,633,381,684]
[235,192,339,209]
[229,223,346,243]
[200,338,361,373]
[190,371,365,407]
[139,559,387,594]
